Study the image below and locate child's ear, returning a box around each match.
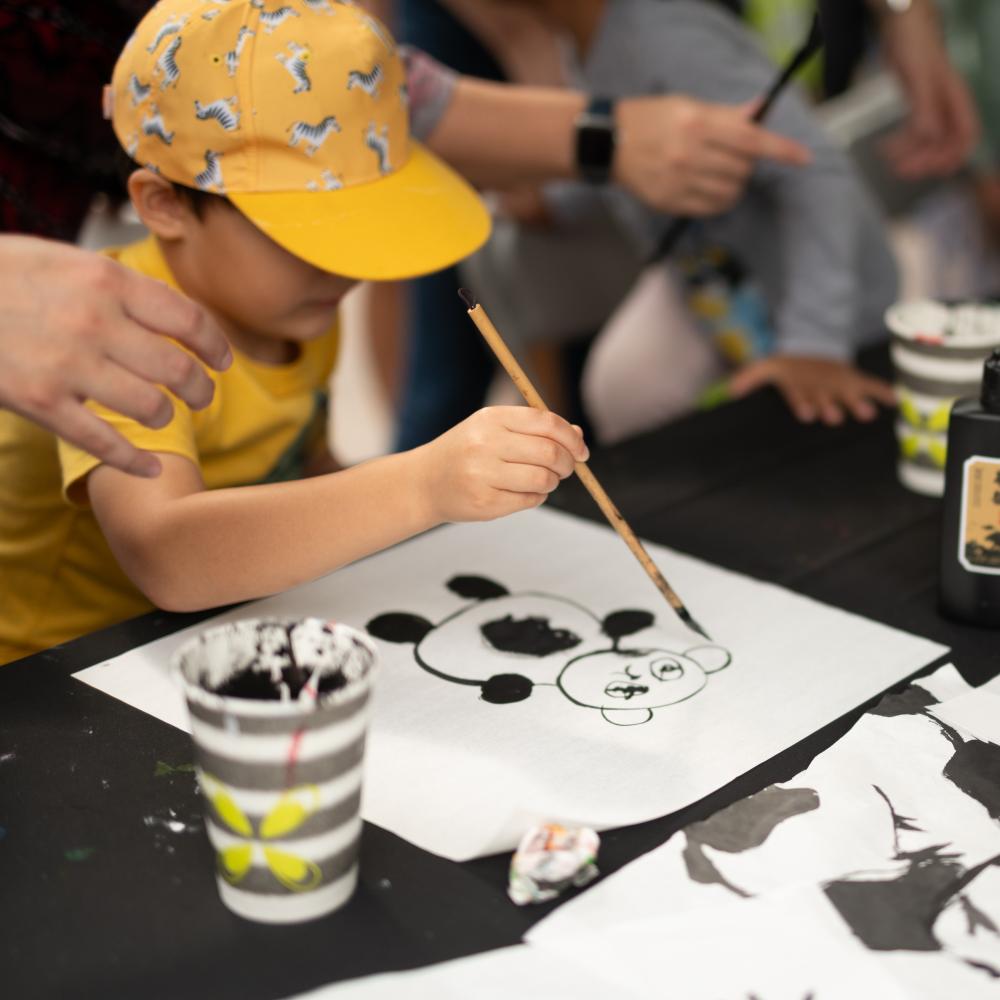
[127,168,191,240]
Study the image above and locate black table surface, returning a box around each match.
[3,350,999,1000]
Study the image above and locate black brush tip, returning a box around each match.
[678,607,712,642]
[458,287,477,310]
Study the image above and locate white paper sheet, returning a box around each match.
[530,667,1000,998]
[281,945,638,1000]
[534,888,910,1000]
[74,508,947,860]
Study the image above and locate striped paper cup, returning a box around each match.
[887,300,1000,496]
[173,618,377,924]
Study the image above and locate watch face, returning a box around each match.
[577,118,615,183]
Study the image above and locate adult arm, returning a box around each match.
[403,47,811,217]
[0,236,232,477]
[870,0,979,178]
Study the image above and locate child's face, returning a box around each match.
[179,199,358,344]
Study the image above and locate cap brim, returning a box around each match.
[229,142,491,282]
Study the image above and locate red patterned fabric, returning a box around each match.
[0,1,153,238]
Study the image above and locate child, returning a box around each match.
[0,0,586,664]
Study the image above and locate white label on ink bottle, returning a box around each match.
[958,456,1000,574]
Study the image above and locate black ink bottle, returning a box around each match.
[940,349,1000,625]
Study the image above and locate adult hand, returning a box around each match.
[729,356,897,426]
[416,406,588,522]
[0,236,232,477]
[614,95,812,216]
[878,0,979,179]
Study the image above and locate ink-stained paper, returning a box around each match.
[74,508,947,860]
[280,945,638,1000]
[530,667,1000,998]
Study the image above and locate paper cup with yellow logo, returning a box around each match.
[887,300,1000,497]
[173,617,377,924]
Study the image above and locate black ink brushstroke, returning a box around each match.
[682,786,819,898]
[367,612,433,645]
[447,575,509,600]
[480,674,533,704]
[480,615,582,657]
[929,715,1000,821]
[602,610,655,642]
[868,684,939,718]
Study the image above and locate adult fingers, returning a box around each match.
[711,115,811,167]
[106,318,216,411]
[80,360,176,430]
[46,399,162,478]
[118,269,232,372]
[499,407,589,462]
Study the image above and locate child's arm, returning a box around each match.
[728,356,897,427]
[85,407,587,612]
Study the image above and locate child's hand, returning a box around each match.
[729,356,897,426]
[416,406,588,523]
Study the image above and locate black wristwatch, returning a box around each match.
[575,96,617,185]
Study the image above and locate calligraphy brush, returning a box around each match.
[649,10,824,264]
[459,287,711,641]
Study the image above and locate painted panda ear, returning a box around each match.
[366,613,433,645]
[480,674,533,704]
[447,576,509,600]
[602,610,655,640]
[685,645,731,674]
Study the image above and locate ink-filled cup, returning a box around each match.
[173,618,377,924]
[887,300,1000,497]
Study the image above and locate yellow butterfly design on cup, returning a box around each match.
[896,389,953,470]
[201,773,324,892]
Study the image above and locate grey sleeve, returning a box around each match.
[599,1,899,358]
[399,45,459,142]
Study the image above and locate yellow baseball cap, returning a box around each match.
[108,0,491,280]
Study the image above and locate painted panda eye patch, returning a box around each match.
[649,658,685,682]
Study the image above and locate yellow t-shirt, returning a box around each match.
[0,236,339,664]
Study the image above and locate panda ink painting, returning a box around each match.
[367,576,732,726]
[75,509,948,860]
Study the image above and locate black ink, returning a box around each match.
[827,786,1000,954]
[868,684,939,718]
[367,612,433,645]
[682,786,819,898]
[826,846,967,951]
[447,575,509,600]
[602,610,655,642]
[931,715,1000,820]
[480,615,582,656]
[481,674,533,704]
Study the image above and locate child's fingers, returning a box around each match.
[499,434,577,480]
[860,376,898,408]
[499,407,588,462]
[781,385,817,423]
[817,395,845,427]
[495,462,562,496]
[844,391,878,423]
[492,490,548,518]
